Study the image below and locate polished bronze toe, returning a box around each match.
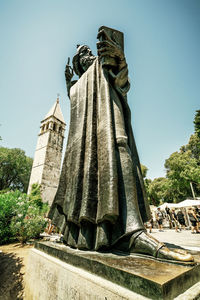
[157,247,194,262]
[130,231,194,262]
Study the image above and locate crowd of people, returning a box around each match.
[148,206,200,234]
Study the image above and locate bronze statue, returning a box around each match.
[49,26,193,262]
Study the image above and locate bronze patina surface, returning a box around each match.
[48,26,193,262]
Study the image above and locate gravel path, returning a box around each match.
[0,243,33,300]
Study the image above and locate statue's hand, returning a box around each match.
[65,63,74,82]
[97,29,125,62]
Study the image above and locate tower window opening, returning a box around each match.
[53,123,57,131]
[58,126,62,133]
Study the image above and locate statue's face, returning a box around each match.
[79,46,95,72]
[79,46,92,58]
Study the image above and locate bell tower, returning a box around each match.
[28,95,66,205]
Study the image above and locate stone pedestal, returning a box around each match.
[25,242,200,300]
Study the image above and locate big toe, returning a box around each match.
[157,247,194,262]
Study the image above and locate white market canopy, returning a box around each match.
[175,199,200,208]
[158,199,200,210]
[158,203,177,210]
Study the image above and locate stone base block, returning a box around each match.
[25,248,149,300]
[24,242,200,300]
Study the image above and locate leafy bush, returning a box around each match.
[0,190,23,244]
[10,205,48,244]
[29,183,44,209]
[0,187,49,245]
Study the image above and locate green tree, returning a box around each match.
[0,147,33,192]
[187,134,200,162]
[194,110,200,138]
[185,110,200,162]
[144,110,200,204]
[141,164,148,178]
[165,150,200,202]
[180,134,200,163]
[147,177,170,206]
[143,177,152,203]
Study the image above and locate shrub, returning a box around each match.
[0,190,24,244]
[29,183,43,208]
[10,205,48,244]
[0,188,49,245]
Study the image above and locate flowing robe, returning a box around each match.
[49,58,150,250]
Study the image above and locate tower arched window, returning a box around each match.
[41,125,45,132]
[53,123,57,131]
[58,126,62,133]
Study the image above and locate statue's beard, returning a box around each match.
[80,55,95,71]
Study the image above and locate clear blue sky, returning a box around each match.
[0,0,199,179]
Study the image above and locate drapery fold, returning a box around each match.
[48,58,150,250]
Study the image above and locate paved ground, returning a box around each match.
[148,228,200,252]
[151,229,200,299]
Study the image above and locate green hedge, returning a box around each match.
[0,185,49,244]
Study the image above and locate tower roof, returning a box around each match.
[43,97,65,124]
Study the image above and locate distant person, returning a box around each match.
[165,206,170,216]
[171,209,180,232]
[188,208,199,234]
[156,208,164,231]
[194,207,200,231]
[165,207,173,229]
[177,209,186,230]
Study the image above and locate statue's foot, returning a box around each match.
[157,246,193,261]
[130,231,193,262]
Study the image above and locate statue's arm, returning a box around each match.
[97,29,130,96]
[65,64,77,98]
[109,63,130,96]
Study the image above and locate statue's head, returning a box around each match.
[72,45,95,77]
